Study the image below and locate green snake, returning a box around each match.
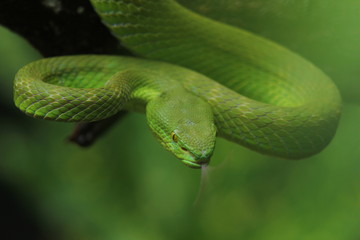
[13,0,341,168]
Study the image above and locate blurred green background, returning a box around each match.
[0,0,359,239]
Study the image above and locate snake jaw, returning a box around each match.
[181,159,208,169]
[181,153,211,169]
[176,141,214,169]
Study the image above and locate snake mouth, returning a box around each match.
[181,159,209,169]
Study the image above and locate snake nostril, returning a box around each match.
[181,147,188,152]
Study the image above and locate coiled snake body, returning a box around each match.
[14,0,341,168]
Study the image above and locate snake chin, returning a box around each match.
[181,159,208,169]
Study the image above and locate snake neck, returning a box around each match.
[116,69,186,113]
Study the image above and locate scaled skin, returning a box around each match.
[14,0,342,169]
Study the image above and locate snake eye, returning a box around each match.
[171,132,188,152]
[172,132,178,142]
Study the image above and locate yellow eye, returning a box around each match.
[172,132,178,142]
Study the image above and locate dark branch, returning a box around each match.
[68,112,128,147]
[0,0,131,56]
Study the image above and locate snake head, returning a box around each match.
[146,90,216,169]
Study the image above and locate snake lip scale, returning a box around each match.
[13,0,342,168]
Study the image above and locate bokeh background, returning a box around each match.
[0,0,359,239]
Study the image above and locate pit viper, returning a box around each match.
[13,0,342,168]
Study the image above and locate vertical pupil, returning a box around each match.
[172,133,178,142]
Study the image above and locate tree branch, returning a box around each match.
[0,0,131,56]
